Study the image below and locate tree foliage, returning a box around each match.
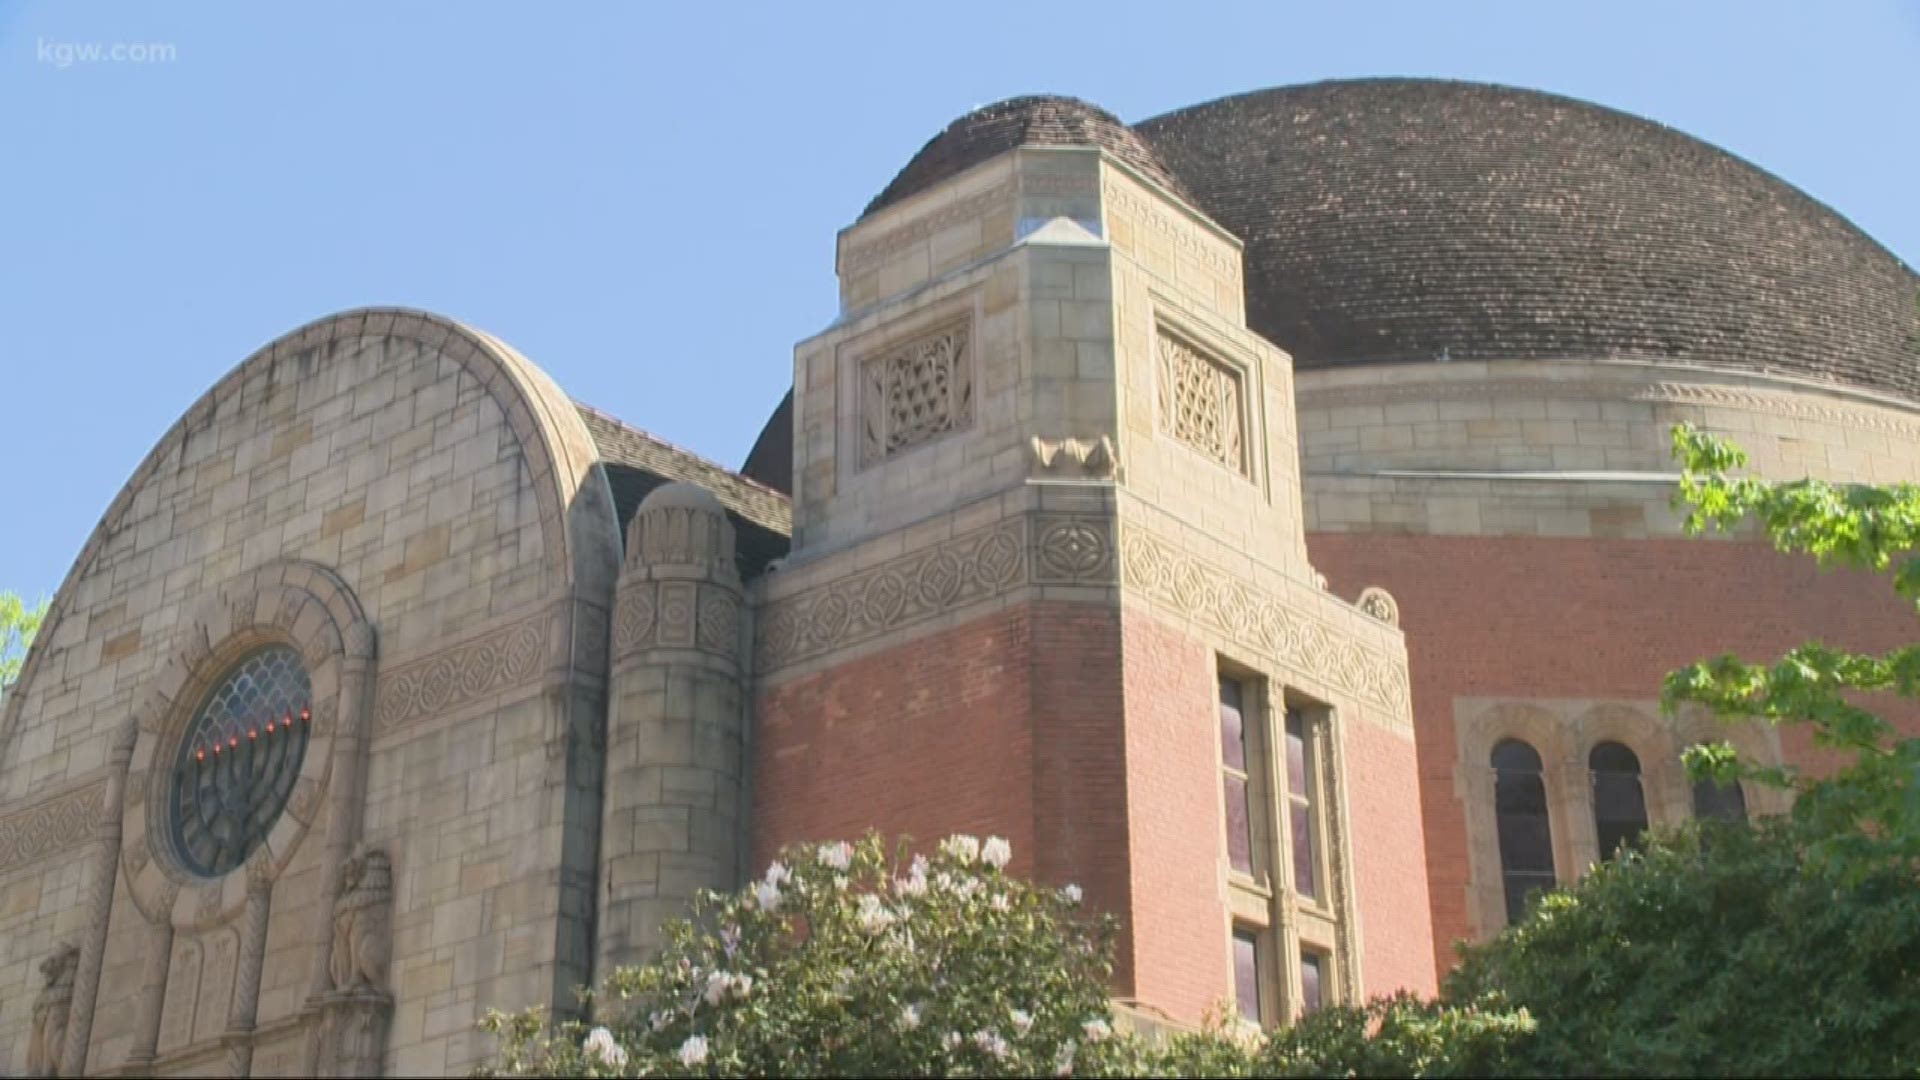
[0,591,46,693]
[1666,423,1920,874]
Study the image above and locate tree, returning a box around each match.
[1664,423,1920,875]
[0,591,47,694]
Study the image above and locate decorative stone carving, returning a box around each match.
[0,783,103,872]
[861,323,973,466]
[1157,331,1246,475]
[612,583,658,653]
[374,613,548,731]
[757,514,1114,670]
[840,181,1015,277]
[696,590,742,655]
[1119,529,1411,722]
[329,846,393,991]
[27,942,78,1077]
[312,986,393,1079]
[1357,587,1400,627]
[1103,178,1240,278]
[1031,435,1119,478]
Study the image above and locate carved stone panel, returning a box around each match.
[1156,331,1246,475]
[860,323,974,466]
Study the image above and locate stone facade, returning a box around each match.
[1,82,1914,1075]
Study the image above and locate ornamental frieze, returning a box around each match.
[756,513,1115,671]
[613,580,742,662]
[1119,530,1411,720]
[373,613,548,733]
[0,782,103,873]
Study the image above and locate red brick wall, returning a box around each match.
[752,601,1138,991]
[1118,608,1230,1023]
[1310,533,1920,978]
[1341,714,1438,996]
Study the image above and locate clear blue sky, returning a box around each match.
[3,1,1916,603]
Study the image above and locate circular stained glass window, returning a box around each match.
[168,644,313,878]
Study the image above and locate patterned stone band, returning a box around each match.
[0,783,103,873]
[373,613,547,733]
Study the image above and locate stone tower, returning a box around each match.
[748,97,1430,1025]
[598,483,749,972]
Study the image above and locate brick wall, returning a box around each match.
[1311,532,1920,977]
[1341,715,1437,996]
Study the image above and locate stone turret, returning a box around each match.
[597,483,748,972]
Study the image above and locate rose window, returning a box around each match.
[168,644,312,877]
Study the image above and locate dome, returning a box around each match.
[1136,79,1920,398]
[865,95,1195,218]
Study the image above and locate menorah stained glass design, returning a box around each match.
[169,644,313,877]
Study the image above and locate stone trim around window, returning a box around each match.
[1451,696,1789,940]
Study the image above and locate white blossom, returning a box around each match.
[1010,1007,1033,1034]
[856,893,897,935]
[990,892,1012,913]
[972,1029,1009,1059]
[731,973,753,999]
[944,1031,964,1051]
[705,969,734,1006]
[582,1026,628,1069]
[900,1003,922,1030]
[894,871,928,898]
[751,880,782,912]
[1054,1040,1077,1077]
[1061,883,1083,904]
[763,860,792,886]
[981,835,1013,870]
[817,840,853,870]
[649,1010,671,1032]
[955,877,982,901]
[909,853,931,878]
[677,1034,709,1067]
[940,835,981,864]
[1082,1017,1111,1042]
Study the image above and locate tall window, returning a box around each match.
[1299,950,1326,1015]
[1219,677,1259,877]
[1692,775,1747,823]
[1232,928,1264,1024]
[1590,741,1648,859]
[1492,739,1554,925]
[1285,708,1319,900]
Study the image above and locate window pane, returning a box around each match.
[1233,930,1262,1024]
[1225,775,1254,875]
[1285,709,1308,794]
[1291,801,1318,899]
[1492,739,1554,925]
[1219,679,1247,771]
[1300,951,1325,1014]
[1590,742,1647,860]
[1692,777,1747,824]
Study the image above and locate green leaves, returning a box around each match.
[0,591,47,694]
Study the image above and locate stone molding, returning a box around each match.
[756,512,1116,672]
[613,580,743,662]
[372,611,547,733]
[0,780,102,873]
[840,180,1016,277]
[1301,374,1920,439]
[1031,434,1119,478]
[1102,175,1239,278]
[1119,529,1410,723]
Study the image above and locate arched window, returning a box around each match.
[169,644,313,877]
[1691,773,1748,824]
[1492,739,1554,924]
[1590,741,1648,860]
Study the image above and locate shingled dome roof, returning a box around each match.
[1136,78,1920,398]
[864,95,1195,218]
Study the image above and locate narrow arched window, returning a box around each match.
[1691,773,1747,824]
[1492,739,1554,924]
[1590,741,1648,860]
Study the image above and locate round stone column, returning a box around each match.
[597,483,748,975]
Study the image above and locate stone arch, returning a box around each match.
[120,560,373,927]
[1,307,621,760]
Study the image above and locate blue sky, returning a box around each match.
[2,0,1916,602]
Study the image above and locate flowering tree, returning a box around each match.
[477,833,1141,1078]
